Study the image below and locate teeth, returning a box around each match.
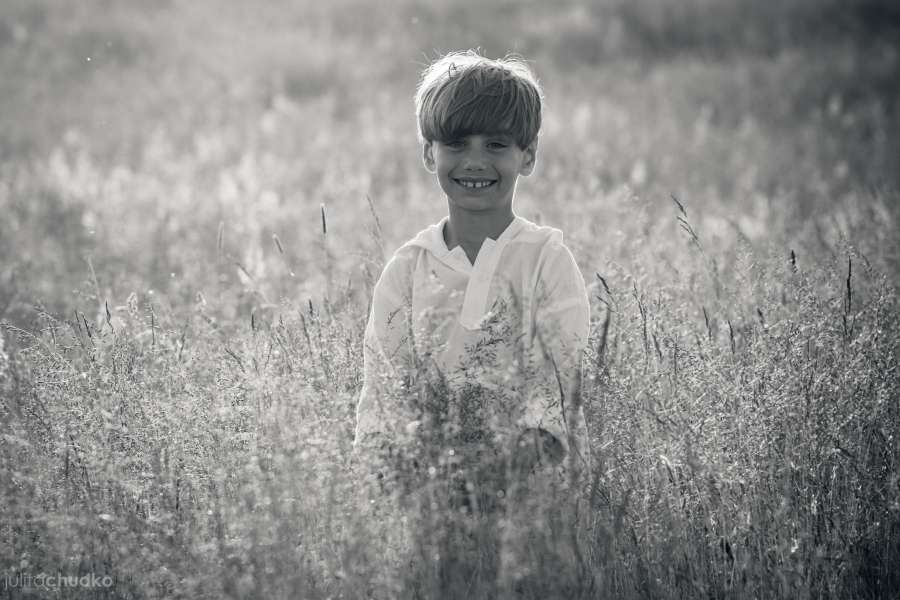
[458,180,494,189]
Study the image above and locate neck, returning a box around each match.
[443,203,515,257]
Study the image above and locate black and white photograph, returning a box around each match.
[1,1,898,598]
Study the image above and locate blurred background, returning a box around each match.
[1,0,898,329]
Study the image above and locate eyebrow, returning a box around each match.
[453,132,515,140]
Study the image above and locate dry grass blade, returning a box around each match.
[670,193,687,217]
[217,221,225,255]
[224,346,245,372]
[367,194,386,257]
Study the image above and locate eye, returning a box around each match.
[488,141,509,150]
[444,139,465,150]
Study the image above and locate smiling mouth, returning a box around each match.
[454,179,497,190]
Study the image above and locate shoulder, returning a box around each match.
[373,237,424,305]
[513,217,582,279]
[379,244,418,280]
[512,216,565,249]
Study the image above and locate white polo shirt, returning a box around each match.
[355,214,590,467]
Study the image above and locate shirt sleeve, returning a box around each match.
[354,254,418,451]
[521,241,592,473]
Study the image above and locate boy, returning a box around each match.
[354,50,591,596]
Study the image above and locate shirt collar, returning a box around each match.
[429,215,525,272]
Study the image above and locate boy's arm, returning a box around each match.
[521,242,591,474]
[354,256,417,452]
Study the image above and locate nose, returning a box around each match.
[460,147,488,171]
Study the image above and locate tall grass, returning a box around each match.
[2,188,898,598]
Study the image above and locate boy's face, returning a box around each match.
[423,133,537,214]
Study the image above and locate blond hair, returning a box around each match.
[414,50,543,149]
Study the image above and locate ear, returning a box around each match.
[422,141,436,173]
[519,138,538,176]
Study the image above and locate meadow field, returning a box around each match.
[1,0,899,598]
